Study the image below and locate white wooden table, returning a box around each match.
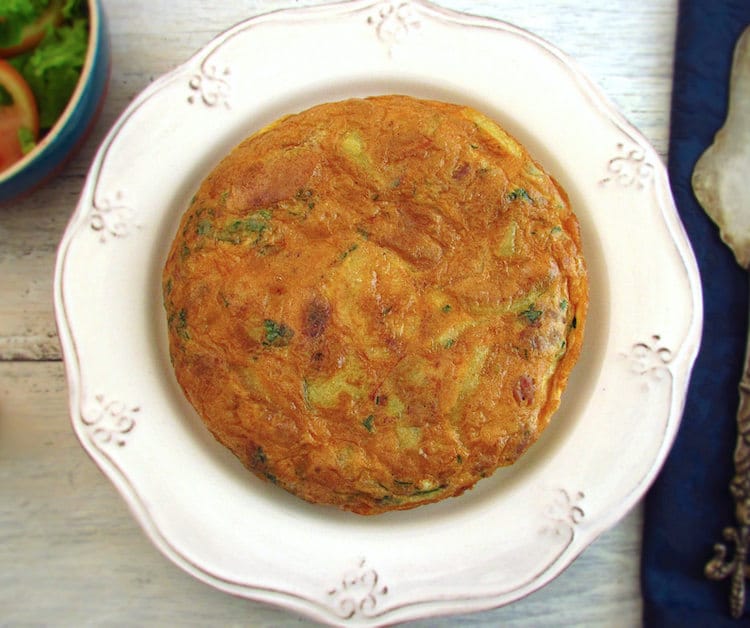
[0,1,677,625]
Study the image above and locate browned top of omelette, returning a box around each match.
[163,95,588,515]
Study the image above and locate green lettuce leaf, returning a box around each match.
[18,125,36,153]
[62,0,85,19]
[0,1,53,49]
[11,16,87,129]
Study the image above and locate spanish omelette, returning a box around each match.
[163,95,588,514]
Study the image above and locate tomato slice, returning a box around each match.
[0,106,29,172]
[0,0,65,58]
[0,59,39,173]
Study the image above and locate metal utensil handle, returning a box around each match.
[705,293,750,618]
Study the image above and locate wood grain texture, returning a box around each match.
[0,0,678,624]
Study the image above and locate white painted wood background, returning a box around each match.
[0,0,677,625]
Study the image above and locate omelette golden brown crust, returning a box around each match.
[163,95,588,515]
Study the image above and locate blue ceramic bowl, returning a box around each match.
[0,0,110,204]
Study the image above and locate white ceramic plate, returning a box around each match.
[54,1,702,625]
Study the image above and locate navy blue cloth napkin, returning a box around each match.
[641,1,750,626]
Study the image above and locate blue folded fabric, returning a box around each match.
[641,1,750,626]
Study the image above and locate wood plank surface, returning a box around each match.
[0,0,677,625]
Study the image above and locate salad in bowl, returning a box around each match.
[0,0,109,201]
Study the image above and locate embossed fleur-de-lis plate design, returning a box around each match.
[53,1,702,625]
